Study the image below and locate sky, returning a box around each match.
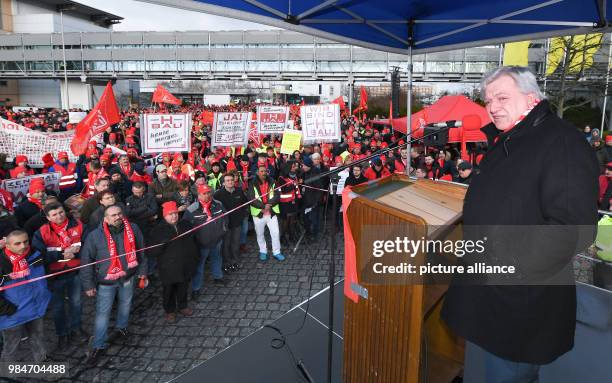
[78,0,275,31]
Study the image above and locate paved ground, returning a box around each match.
[6,229,346,383]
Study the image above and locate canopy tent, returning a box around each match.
[140,0,611,54]
[390,95,490,142]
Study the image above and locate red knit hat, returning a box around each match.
[42,153,55,165]
[57,151,68,160]
[100,154,111,162]
[162,201,178,217]
[15,155,28,165]
[197,183,212,195]
[29,178,45,194]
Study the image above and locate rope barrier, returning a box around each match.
[0,177,327,291]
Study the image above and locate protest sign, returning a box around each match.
[1,173,61,205]
[300,104,341,144]
[280,129,302,155]
[257,106,289,134]
[140,114,192,154]
[68,111,87,124]
[0,118,78,167]
[211,112,251,148]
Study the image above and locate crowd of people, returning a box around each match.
[0,96,603,368]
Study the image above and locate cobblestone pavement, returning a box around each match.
[7,231,346,383]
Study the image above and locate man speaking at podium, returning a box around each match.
[441,67,599,382]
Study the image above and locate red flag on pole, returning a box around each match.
[389,98,393,120]
[331,96,346,111]
[70,82,120,155]
[152,84,181,105]
[353,86,368,115]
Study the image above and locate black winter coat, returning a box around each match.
[183,199,227,248]
[213,187,248,228]
[441,100,599,364]
[148,220,199,284]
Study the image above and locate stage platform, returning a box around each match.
[172,280,345,383]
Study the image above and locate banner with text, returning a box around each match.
[1,172,61,205]
[211,112,251,148]
[300,104,341,144]
[0,118,78,167]
[280,129,302,155]
[257,105,289,134]
[140,114,192,154]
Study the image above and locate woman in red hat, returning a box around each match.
[9,155,34,179]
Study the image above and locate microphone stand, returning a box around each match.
[304,122,459,383]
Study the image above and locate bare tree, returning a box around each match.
[545,34,610,118]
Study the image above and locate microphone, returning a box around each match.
[426,120,462,128]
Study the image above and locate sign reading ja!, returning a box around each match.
[140,114,192,154]
[300,104,341,144]
[257,105,289,134]
[211,112,251,147]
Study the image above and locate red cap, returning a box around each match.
[58,151,68,160]
[29,178,45,194]
[12,166,27,176]
[606,135,612,144]
[127,148,138,156]
[42,153,54,164]
[100,154,111,162]
[86,149,98,158]
[162,201,179,217]
[197,183,212,195]
[15,155,27,165]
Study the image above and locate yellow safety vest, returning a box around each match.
[250,182,280,216]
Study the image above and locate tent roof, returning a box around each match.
[391,95,490,143]
[139,0,612,54]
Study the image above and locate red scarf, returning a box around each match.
[120,162,132,175]
[102,218,138,280]
[50,219,72,249]
[5,247,30,279]
[259,181,269,204]
[199,198,212,218]
[28,196,43,209]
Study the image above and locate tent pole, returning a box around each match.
[405,44,413,175]
[601,33,612,132]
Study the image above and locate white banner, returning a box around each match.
[211,112,251,148]
[256,105,289,134]
[12,106,38,113]
[1,173,61,205]
[68,111,87,124]
[140,114,192,154]
[300,104,341,144]
[0,118,78,167]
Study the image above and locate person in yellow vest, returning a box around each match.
[207,162,224,191]
[247,165,284,261]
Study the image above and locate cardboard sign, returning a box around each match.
[1,173,61,205]
[68,111,87,124]
[0,118,78,167]
[280,129,303,155]
[140,114,192,154]
[257,105,289,134]
[300,104,341,144]
[211,112,251,148]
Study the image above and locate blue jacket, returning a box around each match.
[0,250,51,330]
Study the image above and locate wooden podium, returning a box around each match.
[343,175,466,383]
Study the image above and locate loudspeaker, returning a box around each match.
[423,127,449,146]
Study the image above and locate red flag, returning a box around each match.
[332,96,346,111]
[352,86,368,115]
[70,82,120,156]
[389,99,393,120]
[152,85,181,105]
